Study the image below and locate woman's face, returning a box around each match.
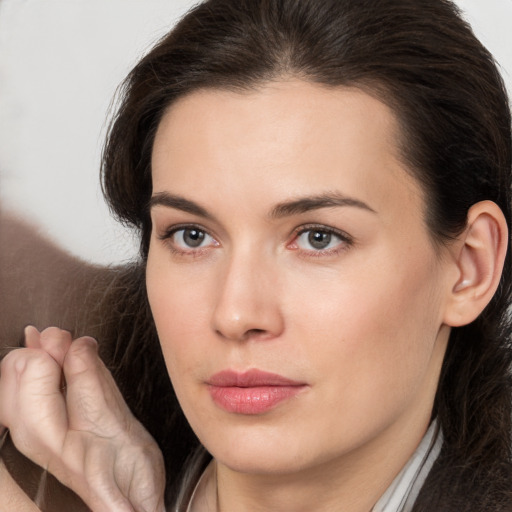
[147,81,455,476]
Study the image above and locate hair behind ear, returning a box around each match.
[426,199,512,508]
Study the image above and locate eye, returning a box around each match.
[175,227,210,248]
[291,226,352,254]
[159,225,218,253]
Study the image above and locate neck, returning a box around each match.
[214,412,432,512]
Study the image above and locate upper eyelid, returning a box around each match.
[293,224,354,241]
[156,222,354,249]
[290,225,355,256]
[159,225,218,255]
[158,223,211,239]
[153,214,227,242]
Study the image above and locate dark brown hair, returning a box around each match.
[100,0,512,508]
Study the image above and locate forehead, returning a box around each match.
[151,80,424,220]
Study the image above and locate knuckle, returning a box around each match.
[23,350,57,376]
[40,326,72,348]
[0,348,48,376]
[70,336,98,357]
[39,327,74,367]
[78,336,98,348]
[0,349,22,375]
[40,326,71,339]
[65,337,100,374]
[0,349,60,412]
[40,326,68,340]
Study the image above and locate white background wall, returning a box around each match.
[1,0,511,265]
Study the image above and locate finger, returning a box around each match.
[0,348,68,459]
[0,350,25,429]
[63,337,134,436]
[24,325,42,349]
[61,339,165,512]
[39,326,73,367]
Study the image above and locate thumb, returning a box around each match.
[39,327,73,368]
[63,336,133,435]
[24,325,42,349]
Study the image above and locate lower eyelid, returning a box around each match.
[158,224,352,255]
[160,227,221,255]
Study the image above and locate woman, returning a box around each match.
[1,0,511,510]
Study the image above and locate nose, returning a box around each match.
[211,251,285,342]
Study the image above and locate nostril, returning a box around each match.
[243,328,271,341]
[247,329,266,336]
[215,327,269,341]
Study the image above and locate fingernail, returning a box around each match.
[23,325,40,342]
[82,336,99,350]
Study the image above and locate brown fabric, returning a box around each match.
[0,214,110,509]
[0,213,112,348]
[0,432,89,512]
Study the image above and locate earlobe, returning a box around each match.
[443,201,508,327]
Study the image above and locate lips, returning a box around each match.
[207,369,307,414]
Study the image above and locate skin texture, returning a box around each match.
[0,81,507,511]
[147,81,459,511]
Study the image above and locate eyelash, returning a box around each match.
[158,224,218,257]
[158,223,354,258]
[289,224,354,257]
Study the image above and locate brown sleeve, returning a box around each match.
[0,432,90,512]
[0,212,113,349]
[0,213,112,511]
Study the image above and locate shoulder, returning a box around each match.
[413,453,512,511]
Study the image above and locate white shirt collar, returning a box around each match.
[185,421,442,512]
[373,420,442,512]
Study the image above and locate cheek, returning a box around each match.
[146,251,216,385]
[287,250,445,414]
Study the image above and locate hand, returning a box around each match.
[0,327,166,512]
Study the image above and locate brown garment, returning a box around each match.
[0,433,88,511]
[0,213,111,347]
[0,214,113,510]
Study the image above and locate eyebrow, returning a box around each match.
[149,191,376,219]
[149,192,213,219]
[270,193,376,218]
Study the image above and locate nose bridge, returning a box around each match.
[212,244,283,341]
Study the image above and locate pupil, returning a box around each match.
[184,229,205,247]
[308,230,331,249]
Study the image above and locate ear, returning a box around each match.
[443,200,508,327]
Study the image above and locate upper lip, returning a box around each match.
[207,369,305,387]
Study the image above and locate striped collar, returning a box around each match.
[185,421,442,512]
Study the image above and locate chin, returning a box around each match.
[215,450,306,475]
[200,426,320,476]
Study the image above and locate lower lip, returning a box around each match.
[208,385,305,414]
